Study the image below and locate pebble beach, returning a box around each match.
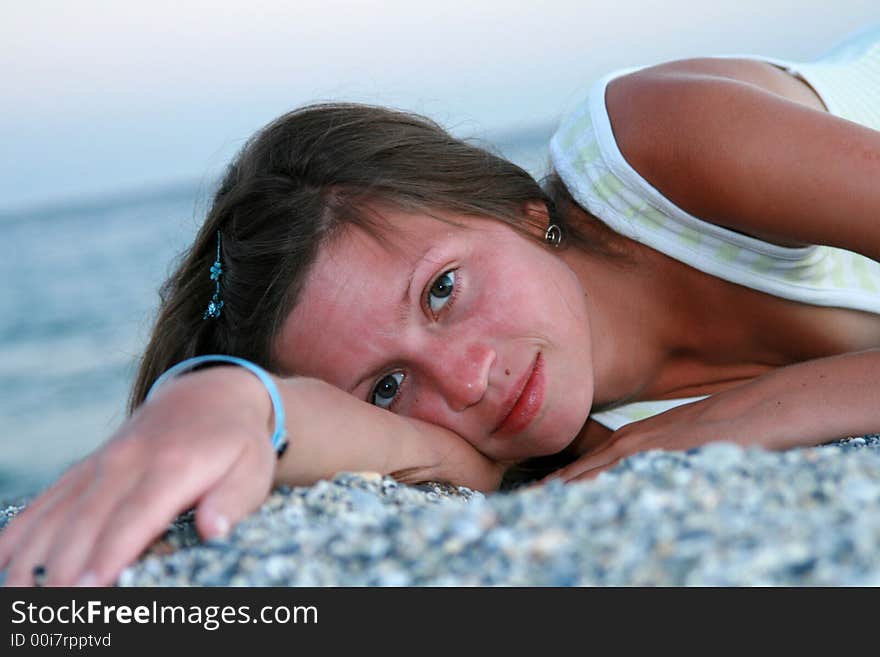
[3,436,880,586]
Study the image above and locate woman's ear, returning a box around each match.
[521,200,551,239]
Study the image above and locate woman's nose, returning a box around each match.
[428,341,495,412]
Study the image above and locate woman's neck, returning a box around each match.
[562,236,762,408]
[560,240,664,405]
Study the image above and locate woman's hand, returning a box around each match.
[544,349,880,484]
[541,397,748,483]
[0,366,277,587]
[0,365,507,587]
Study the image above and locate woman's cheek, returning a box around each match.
[414,389,468,434]
[403,388,433,423]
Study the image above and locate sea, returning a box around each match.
[0,129,552,501]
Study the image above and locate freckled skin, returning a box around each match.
[274,207,597,463]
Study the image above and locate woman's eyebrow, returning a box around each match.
[395,244,440,324]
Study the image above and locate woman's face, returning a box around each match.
[274,205,596,464]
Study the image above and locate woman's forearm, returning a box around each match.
[269,376,506,491]
[700,348,880,448]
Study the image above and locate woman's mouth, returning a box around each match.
[491,352,545,437]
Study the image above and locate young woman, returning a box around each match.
[2,27,879,587]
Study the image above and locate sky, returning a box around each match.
[2,1,879,214]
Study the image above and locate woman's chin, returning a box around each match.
[491,426,583,463]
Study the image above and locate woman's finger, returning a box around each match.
[560,452,619,482]
[568,457,622,482]
[66,438,264,587]
[38,461,147,587]
[2,464,102,586]
[531,452,609,487]
[551,441,620,483]
[0,459,91,570]
[194,440,275,541]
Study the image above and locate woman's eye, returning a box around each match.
[371,371,404,409]
[427,270,455,314]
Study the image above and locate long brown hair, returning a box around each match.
[128,102,625,484]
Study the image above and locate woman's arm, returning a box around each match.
[553,60,880,482]
[273,375,505,491]
[606,59,880,261]
[547,348,880,483]
[0,367,504,586]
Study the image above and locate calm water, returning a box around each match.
[0,185,209,500]
[0,132,551,500]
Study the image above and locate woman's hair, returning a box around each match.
[128,102,625,484]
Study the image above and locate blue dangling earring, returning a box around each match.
[203,230,225,320]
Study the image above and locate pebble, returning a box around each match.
[4,435,880,586]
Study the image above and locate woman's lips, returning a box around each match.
[492,353,545,437]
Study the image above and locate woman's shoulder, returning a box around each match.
[547,55,820,250]
[605,56,827,131]
[600,56,833,248]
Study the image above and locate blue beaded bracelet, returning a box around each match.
[145,355,288,457]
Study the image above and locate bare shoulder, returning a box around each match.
[602,57,841,248]
[604,56,827,180]
[607,56,826,115]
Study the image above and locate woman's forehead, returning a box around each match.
[274,215,454,374]
[323,208,479,267]
[318,223,429,280]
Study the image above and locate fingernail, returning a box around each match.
[211,514,230,539]
[75,571,98,587]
